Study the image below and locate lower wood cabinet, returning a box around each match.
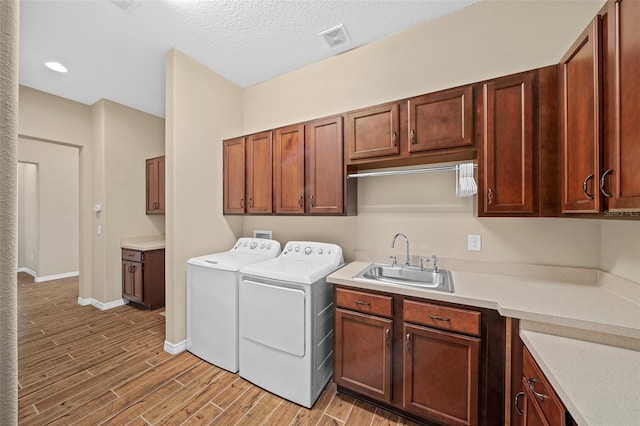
[334,286,505,426]
[121,248,165,310]
[516,346,572,426]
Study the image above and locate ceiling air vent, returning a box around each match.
[111,0,140,13]
[319,24,350,48]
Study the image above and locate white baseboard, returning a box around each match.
[35,271,79,283]
[164,339,187,355]
[17,267,37,278]
[77,297,128,310]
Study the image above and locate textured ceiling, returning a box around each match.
[19,0,478,117]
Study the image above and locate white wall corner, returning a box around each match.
[76,297,128,310]
[34,271,79,283]
[17,267,38,279]
[164,339,187,355]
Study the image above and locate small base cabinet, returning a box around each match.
[334,286,506,426]
[121,248,165,310]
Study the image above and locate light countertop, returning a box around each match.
[121,235,165,251]
[327,261,640,426]
[327,261,640,339]
[521,330,640,426]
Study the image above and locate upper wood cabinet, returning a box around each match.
[146,156,165,214]
[605,0,640,211]
[223,137,246,214]
[559,16,604,213]
[223,132,273,215]
[274,117,345,215]
[478,67,559,217]
[408,86,473,153]
[274,125,305,214]
[305,116,344,214]
[347,102,400,161]
[245,131,273,214]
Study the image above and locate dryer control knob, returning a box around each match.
[267,243,272,249]
[317,248,324,255]
[304,246,312,255]
[260,243,265,249]
[250,242,258,249]
[287,246,293,252]
[295,246,300,253]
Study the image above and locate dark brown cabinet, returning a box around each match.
[334,287,393,401]
[274,125,305,214]
[334,286,503,426]
[223,137,246,214]
[121,248,165,310]
[516,347,570,426]
[347,87,476,166]
[223,132,273,215]
[305,116,345,214]
[146,156,165,214]
[605,0,640,211]
[559,16,604,213]
[478,67,559,217]
[347,102,401,161]
[408,86,473,153]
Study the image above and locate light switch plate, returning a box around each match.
[468,234,481,252]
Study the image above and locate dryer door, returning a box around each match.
[240,279,306,356]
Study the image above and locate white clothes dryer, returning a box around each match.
[186,238,280,373]
[238,241,343,408]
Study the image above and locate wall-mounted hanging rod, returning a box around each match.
[346,162,477,179]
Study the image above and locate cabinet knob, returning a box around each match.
[298,195,303,208]
[392,131,397,146]
[240,198,244,209]
[600,169,613,198]
[410,129,416,144]
[527,378,548,401]
[406,333,411,351]
[248,197,253,208]
[385,329,391,346]
[487,188,494,205]
[309,195,315,208]
[582,174,594,200]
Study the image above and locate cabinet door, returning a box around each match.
[274,125,305,214]
[334,308,393,402]
[223,138,246,214]
[246,131,273,214]
[123,260,143,304]
[347,103,400,161]
[560,17,603,213]
[408,86,473,153]
[480,72,535,215]
[305,116,344,214]
[606,0,640,210]
[522,392,549,426]
[146,156,165,214]
[403,323,480,426]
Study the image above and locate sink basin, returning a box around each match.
[353,263,454,293]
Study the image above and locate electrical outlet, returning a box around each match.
[468,234,481,252]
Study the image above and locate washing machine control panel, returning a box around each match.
[281,241,343,264]
[232,238,281,256]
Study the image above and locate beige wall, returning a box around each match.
[165,49,243,344]
[600,221,640,284]
[17,139,79,279]
[17,163,37,272]
[240,0,606,269]
[18,86,165,305]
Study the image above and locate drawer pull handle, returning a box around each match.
[527,378,548,401]
[582,174,594,200]
[128,254,135,257]
[428,314,450,322]
[406,333,411,351]
[600,169,613,198]
[354,300,371,306]
[385,329,390,346]
[514,391,525,415]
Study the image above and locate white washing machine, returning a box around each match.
[238,241,344,408]
[186,238,280,373]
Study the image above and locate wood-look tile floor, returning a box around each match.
[17,273,421,425]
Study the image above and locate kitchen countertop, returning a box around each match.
[121,235,165,251]
[327,261,640,339]
[521,330,640,426]
[328,261,640,426]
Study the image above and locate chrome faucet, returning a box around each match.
[391,233,410,266]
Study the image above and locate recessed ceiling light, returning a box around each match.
[44,61,68,73]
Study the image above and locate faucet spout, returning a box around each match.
[391,233,410,266]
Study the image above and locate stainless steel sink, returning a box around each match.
[353,263,454,293]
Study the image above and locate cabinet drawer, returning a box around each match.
[403,299,480,337]
[523,347,566,426]
[122,249,143,262]
[336,288,393,318]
